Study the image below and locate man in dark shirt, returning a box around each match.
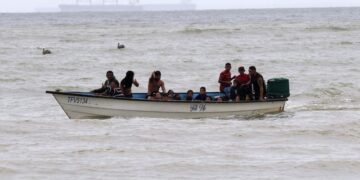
[195,87,211,101]
[249,66,266,101]
[91,71,119,94]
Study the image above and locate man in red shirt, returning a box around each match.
[218,63,235,97]
[234,66,251,101]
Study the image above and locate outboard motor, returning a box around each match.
[267,78,290,99]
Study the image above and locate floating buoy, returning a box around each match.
[117,43,125,49]
[42,48,52,55]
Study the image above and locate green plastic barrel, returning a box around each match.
[267,78,290,98]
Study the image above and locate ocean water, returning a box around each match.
[1,8,360,179]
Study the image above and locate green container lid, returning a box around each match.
[267,78,290,98]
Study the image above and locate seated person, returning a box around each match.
[167,90,181,101]
[215,96,226,102]
[249,66,266,101]
[148,92,162,101]
[97,81,121,96]
[186,90,194,101]
[173,94,181,101]
[147,71,166,96]
[194,87,212,101]
[120,71,139,98]
[92,71,119,94]
[162,93,169,101]
[234,66,251,101]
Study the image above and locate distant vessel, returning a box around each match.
[59,0,196,12]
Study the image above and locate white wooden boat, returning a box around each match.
[46,91,288,119]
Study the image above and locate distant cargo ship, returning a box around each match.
[59,0,196,12]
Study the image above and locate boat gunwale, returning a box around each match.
[46,91,288,104]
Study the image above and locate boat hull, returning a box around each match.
[48,91,287,119]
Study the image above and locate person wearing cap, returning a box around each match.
[234,66,251,101]
[218,63,236,97]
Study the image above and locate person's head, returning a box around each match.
[217,97,223,102]
[205,96,212,102]
[125,71,134,80]
[109,81,118,89]
[155,92,162,99]
[168,90,174,96]
[238,66,245,75]
[249,66,257,76]
[153,71,161,81]
[225,63,232,71]
[162,93,169,101]
[106,71,114,80]
[200,87,206,95]
[187,90,193,96]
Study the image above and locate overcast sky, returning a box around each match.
[1,0,360,12]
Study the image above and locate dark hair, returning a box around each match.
[151,91,157,96]
[110,80,120,87]
[249,66,256,71]
[106,71,113,74]
[225,63,231,66]
[238,66,245,71]
[121,71,134,88]
[200,87,206,91]
[149,71,161,83]
[187,90,193,94]
[154,71,161,77]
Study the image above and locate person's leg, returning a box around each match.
[237,86,246,100]
[230,86,237,100]
[224,87,232,98]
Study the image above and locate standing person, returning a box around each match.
[147,71,166,96]
[91,71,119,93]
[120,71,139,98]
[235,66,251,101]
[248,66,266,101]
[218,63,235,97]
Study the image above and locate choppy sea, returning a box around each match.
[0,8,360,179]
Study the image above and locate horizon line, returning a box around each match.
[1,5,359,13]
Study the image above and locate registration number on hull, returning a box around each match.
[67,96,89,104]
[190,104,207,112]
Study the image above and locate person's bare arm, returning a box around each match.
[147,82,152,95]
[244,75,251,85]
[120,83,124,94]
[258,77,265,101]
[161,81,166,93]
[133,79,139,87]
